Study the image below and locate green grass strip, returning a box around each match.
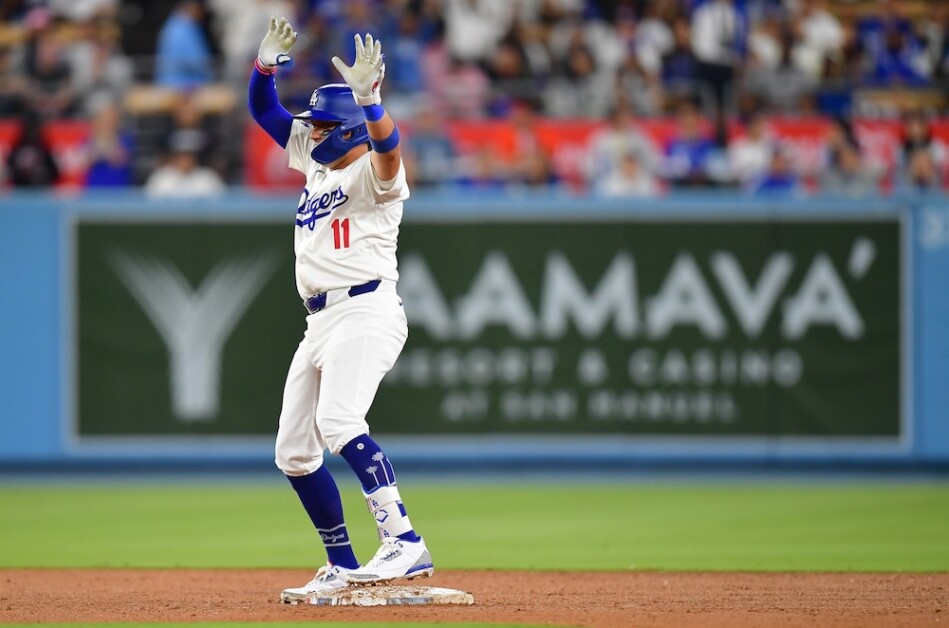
[1,482,947,571]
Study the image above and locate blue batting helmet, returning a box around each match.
[294,84,369,165]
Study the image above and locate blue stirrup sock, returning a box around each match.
[286,466,360,569]
[340,434,420,542]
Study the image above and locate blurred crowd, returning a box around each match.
[0,0,947,196]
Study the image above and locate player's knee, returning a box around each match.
[322,425,370,455]
[274,445,325,475]
[314,412,370,454]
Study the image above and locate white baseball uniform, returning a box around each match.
[274,120,410,475]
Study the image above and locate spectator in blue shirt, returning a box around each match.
[663,101,718,187]
[855,0,913,51]
[155,0,214,89]
[84,100,134,187]
[661,17,700,100]
[751,149,801,196]
[385,12,426,96]
[404,106,457,188]
[863,26,928,87]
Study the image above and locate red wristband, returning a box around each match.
[254,58,277,75]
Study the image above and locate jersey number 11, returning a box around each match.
[332,218,350,249]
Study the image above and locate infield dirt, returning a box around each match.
[1,569,946,627]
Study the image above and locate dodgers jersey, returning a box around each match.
[286,119,410,300]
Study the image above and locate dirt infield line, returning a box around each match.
[1,569,946,627]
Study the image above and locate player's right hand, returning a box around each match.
[258,15,297,69]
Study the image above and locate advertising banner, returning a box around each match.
[75,214,902,440]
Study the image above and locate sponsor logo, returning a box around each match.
[398,245,874,341]
[109,250,278,422]
[384,230,900,431]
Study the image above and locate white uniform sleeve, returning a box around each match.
[286,120,312,174]
[367,157,410,206]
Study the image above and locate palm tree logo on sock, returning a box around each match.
[372,451,391,483]
[366,465,379,486]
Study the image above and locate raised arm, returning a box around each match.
[332,34,401,181]
[247,16,297,148]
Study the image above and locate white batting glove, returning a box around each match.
[257,15,297,68]
[331,33,385,106]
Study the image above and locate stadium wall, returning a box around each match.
[1,191,948,469]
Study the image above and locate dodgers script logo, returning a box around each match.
[296,186,349,230]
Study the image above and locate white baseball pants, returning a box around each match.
[275,281,408,475]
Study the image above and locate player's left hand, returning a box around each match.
[332,33,385,106]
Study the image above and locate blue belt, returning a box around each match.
[305,279,381,314]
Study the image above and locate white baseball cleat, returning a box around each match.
[279,563,354,603]
[342,536,434,586]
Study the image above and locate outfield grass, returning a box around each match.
[1,482,947,571]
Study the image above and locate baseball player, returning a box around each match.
[248,16,433,602]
